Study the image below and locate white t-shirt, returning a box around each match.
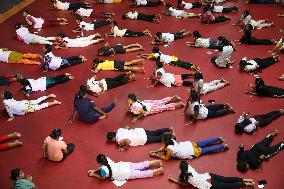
[26,14,45,29]
[55,0,70,10]
[193,79,207,94]
[168,7,185,18]
[182,1,193,9]
[116,128,147,146]
[0,49,11,63]
[186,165,212,189]
[195,38,210,48]
[130,101,152,115]
[44,52,63,70]
[136,0,147,6]
[76,8,93,17]
[237,116,257,133]
[16,27,34,44]
[86,77,107,93]
[241,57,258,72]
[161,33,175,43]
[126,11,139,19]
[79,21,94,31]
[167,140,195,159]
[278,38,284,47]
[27,77,47,92]
[112,26,127,37]
[215,45,233,68]
[188,101,208,119]
[63,37,84,47]
[213,6,223,13]
[152,53,174,64]
[155,68,175,87]
[3,99,29,116]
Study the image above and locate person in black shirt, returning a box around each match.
[237,129,284,172]
[97,42,144,56]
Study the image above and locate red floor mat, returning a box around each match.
[0,0,284,189]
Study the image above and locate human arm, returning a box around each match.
[3,103,14,121]
[168,176,188,185]
[68,107,77,124]
[41,139,48,157]
[132,113,144,122]
[117,139,131,152]
[54,42,68,49]
[150,148,172,160]
[72,27,82,33]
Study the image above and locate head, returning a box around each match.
[193,31,201,39]
[127,93,137,105]
[237,161,249,172]
[156,32,162,38]
[245,24,253,31]
[106,131,116,142]
[15,23,23,30]
[122,15,127,20]
[255,77,264,88]
[193,72,203,81]
[217,45,223,52]
[10,168,24,181]
[50,129,62,139]
[111,21,118,27]
[189,90,199,102]
[155,60,163,69]
[57,33,66,41]
[96,154,113,178]
[235,123,245,134]
[239,60,248,70]
[1,91,13,99]
[44,44,52,54]
[152,46,160,54]
[243,10,250,17]
[166,3,172,8]
[76,16,83,24]
[22,9,29,17]
[204,4,211,11]
[93,58,103,67]
[179,161,193,183]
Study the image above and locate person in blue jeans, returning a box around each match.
[68,86,116,124]
[150,135,229,160]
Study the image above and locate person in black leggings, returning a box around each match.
[169,161,255,189]
[98,42,144,56]
[72,16,112,33]
[50,0,91,11]
[237,130,284,172]
[239,55,280,72]
[130,0,165,7]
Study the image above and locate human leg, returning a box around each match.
[210,173,246,189]
[196,137,223,147]
[254,110,283,128]
[62,143,75,159]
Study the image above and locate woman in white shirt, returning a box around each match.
[239,56,279,72]
[51,0,91,11]
[235,110,284,134]
[168,161,255,189]
[151,29,191,45]
[162,3,200,19]
[122,11,161,23]
[130,0,165,7]
[72,7,114,18]
[211,45,234,68]
[73,16,112,32]
[177,0,202,9]
[2,91,60,122]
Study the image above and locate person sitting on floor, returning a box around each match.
[184,90,235,125]
[211,43,234,68]
[269,36,284,55]
[92,58,145,73]
[127,93,185,122]
[107,126,175,151]
[201,4,230,24]
[0,132,22,151]
[239,56,280,73]
[98,42,144,56]
[122,11,161,23]
[151,30,191,45]
[10,168,36,189]
[245,76,284,98]
[130,0,165,7]
[235,110,284,135]
[42,129,75,162]
[0,48,42,65]
[2,91,61,122]
[150,135,229,160]
[162,3,200,19]
[72,16,112,32]
[177,0,202,9]
[168,161,255,189]
[237,129,284,172]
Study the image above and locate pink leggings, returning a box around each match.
[0,134,11,151]
[128,161,153,179]
[143,97,177,114]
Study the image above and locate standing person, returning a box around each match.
[237,129,284,172]
[127,93,184,122]
[86,72,136,95]
[122,11,161,23]
[22,9,68,29]
[97,42,144,56]
[269,36,284,55]
[239,56,280,72]
[107,126,175,151]
[20,73,74,96]
[150,135,229,160]
[177,0,202,9]
[193,72,230,95]
[0,48,41,65]
[105,21,152,37]
[2,91,61,122]
[50,0,91,11]
[211,44,234,68]
[42,129,75,162]
[68,87,116,124]
[43,44,86,71]
[168,161,255,189]
[10,168,36,189]
[130,0,165,7]
[0,132,22,151]
[0,74,21,86]
[184,90,235,125]
[151,30,191,45]
[201,5,230,24]
[235,110,284,134]
[72,16,112,32]
[162,4,200,19]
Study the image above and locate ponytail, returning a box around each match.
[179,161,192,184]
[96,154,113,180]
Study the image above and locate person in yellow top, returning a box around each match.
[149,135,228,160]
[0,48,41,65]
[92,58,145,73]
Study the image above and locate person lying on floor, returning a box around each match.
[245,76,284,98]
[193,72,230,95]
[184,90,235,125]
[92,58,145,73]
[68,87,116,124]
[162,3,200,19]
[122,11,161,23]
[22,9,68,29]
[206,4,238,13]
[130,0,165,7]
[168,161,255,189]
[43,44,86,71]
[177,0,202,9]
[127,93,184,122]
[50,0,91,11]
[54,33,104,49]
[0,132,22,151]
[151,30,191,45]
[88,154,163,181]
[105,21,152,37]
[96,0,122,3]
[201,5,230,24]
[19,73,74,97]
[107,126,175,151]
[0,48,42,65]
[233,10,274,30]
[146,60,193,88]
[139,46,199,70]
[70,7,114,18]
[246,0,277,4]
[204,0,227,3]
[235,110,284,135]
[0,74,21,86]
[98,42,144,56]
[72,16,112,33]
[15,24,56,45]
[149,135,229,160]
[269,36,284,55]
[211,44,234,68]
[86,72,136,95]
[239,55,280,73]
[10,168,36,189]
[42,129,75,162]
[2,91,61,122]
[237,129,284,172]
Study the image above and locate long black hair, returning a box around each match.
[235,119,252,134]
[128,93,147,111]
[193,31,202,39]
[44,44,52,54]
[189,90,200,102]
[96,154,113,179]
[179,161,193,184]
[239,60,254,70]
[20,78,32,91]
[162,135,176,155]
[193,72,203,81]
[2,91,13,99]
[10,168,21,181]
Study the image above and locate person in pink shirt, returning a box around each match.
[42,129,74,162]
[201,4,230,24]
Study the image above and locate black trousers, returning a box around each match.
[62,143,75,160]
[47,74,70,88]
[169,60,195,70]
[145,128,171,143]
[222,6,238,13]
[124,30,145,37]
[244,37,275,45]
[254,111,282,128]
[254,57,277,70]
[137,13,156,22]
[145,0,163,7]
[210,173,246,189]
[206,104,230,119]
[105,73,130,89]
[181,74,193,86]
[93,20,111,29]
[192,1,202,8]
[68,3,89,11]
[61,56,83,69]
[211,16,228,24]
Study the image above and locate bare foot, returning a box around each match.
[279,109,284,114]
[48,94,56,98]
[53,100,61,105]
[170,95,181,102]
[220,137,225,142]
[175,102,185,109]
[271,129,279,136]
[12,132,21,138]
[169,127,176,137]
[224,144,229,149]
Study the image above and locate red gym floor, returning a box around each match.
[0,0,284,188]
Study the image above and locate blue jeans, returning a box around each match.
[196,137,225,155]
